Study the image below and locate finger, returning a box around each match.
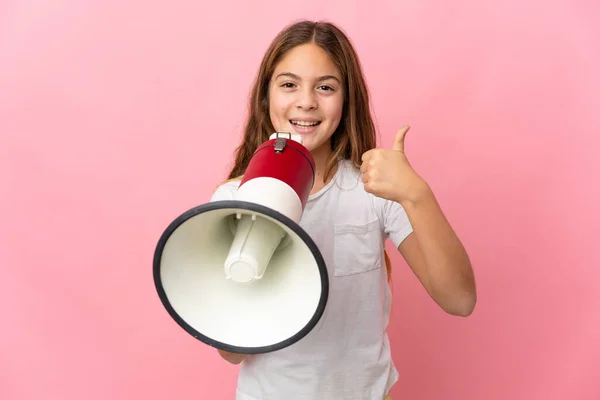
[392,125,410,152]
[360,161,368,173]
[361,149,373,162]
[363,180,374,194]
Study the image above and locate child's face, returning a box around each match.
[268,43,344,156]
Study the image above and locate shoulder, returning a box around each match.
[210,179,241,202]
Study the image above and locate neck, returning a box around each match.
[309,142,337,195]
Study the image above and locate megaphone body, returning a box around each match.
[153,132,329,354]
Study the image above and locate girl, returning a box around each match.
[210,20,476,400]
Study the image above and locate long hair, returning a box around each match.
[227,19,377,183]
[224,20,392,285]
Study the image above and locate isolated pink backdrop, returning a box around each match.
[1,0,599,399]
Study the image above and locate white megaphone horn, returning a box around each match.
[153,132,329,354]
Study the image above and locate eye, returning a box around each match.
[318,85,335,92]
[280,82,296,88]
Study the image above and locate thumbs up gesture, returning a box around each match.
[360,125,429,205]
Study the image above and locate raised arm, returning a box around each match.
[361,125,476,316]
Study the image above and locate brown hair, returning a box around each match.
[223,20,393,286]
[226,19,377,182]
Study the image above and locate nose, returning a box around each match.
[296,88,318,110]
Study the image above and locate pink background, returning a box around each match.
[2,0,599,399]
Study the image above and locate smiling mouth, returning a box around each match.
[290,120,321,127]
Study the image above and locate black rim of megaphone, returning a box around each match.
[153,200,329,355]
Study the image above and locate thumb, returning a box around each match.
[392,125,410,152]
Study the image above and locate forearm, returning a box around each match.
[400,185,476,314]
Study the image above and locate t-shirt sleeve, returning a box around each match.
[379,198,413,249]
[209,181,239,202]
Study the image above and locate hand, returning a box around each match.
[217,349,246,365]
[360,125,429,205]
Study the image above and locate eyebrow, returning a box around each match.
[274,72,341,83]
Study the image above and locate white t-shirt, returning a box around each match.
[210,159,414,400]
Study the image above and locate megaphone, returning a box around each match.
[153,132,329,354]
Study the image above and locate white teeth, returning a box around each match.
[291,120,320,127]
